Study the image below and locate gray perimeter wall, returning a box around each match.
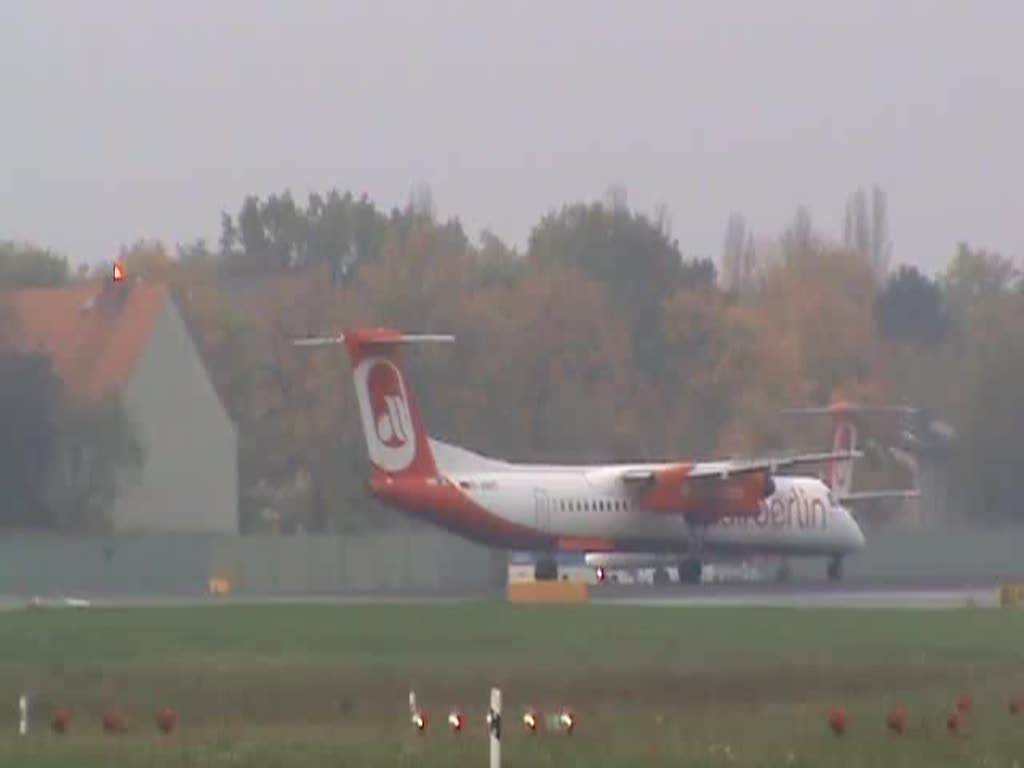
[0,522,507,600]
[3,522,1023,599]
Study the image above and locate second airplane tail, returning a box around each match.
[781,400,921,506]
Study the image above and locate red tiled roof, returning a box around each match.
[2,278,168,399]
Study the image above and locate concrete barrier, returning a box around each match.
[999,583,1024,608]
[507,581,588,604]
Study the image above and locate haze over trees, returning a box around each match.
[2,187,1022,532]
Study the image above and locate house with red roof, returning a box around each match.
[4,274,238,532]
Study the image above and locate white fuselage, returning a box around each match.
[445,466,865,558]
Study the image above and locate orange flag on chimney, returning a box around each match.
[112,262,125,282]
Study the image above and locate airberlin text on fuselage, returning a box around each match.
[718,488,828,529]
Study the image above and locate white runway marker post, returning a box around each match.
[487,687,501,768]
[18,694,28,735]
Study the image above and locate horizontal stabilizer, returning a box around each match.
[293,332,455,347]
[781,404,915,416]
[839,489,920,504]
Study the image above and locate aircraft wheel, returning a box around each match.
[677,558,702,585]
[827,556,844,582]
[534,556,558,581]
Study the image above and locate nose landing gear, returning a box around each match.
[827,555,844,582]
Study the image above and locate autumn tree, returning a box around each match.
[720,211,757,295]
[843,185,892,281]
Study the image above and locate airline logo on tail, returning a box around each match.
[354,357,416,472]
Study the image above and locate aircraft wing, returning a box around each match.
[620,450,861,486]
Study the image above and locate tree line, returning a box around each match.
[2,184,1022,532]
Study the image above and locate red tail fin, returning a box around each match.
[829,414,857,495]
[294,328,453,479]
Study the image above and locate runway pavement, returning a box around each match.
[588,579,1001,608]
[0,580,1003,610]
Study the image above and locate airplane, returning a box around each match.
[293,327,869,584]
[585,402,921,583]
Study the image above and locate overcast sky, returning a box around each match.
[2,0,1021,274]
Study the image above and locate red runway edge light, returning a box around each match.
[956,693,973,714]
[886,706,907,735]
[828,706,846,735]
[157,707,177,733]
[946,709,962,734]
[51,706,70,734]
[102,707,124,734]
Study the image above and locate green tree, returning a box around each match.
[947,295,1024,524]
[51,393,145,532]
[526,200,707,381]
[875,265,949,345]
[942,243,1019,332]
[0,350,63,527]
[0,241,70,288]
[220,189,392,282]
[0,349,143,532]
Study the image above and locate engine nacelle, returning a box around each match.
[639,467,773,522]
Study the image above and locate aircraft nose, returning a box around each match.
[847,512,866,549]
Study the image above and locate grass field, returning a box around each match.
[1,600,1023,766]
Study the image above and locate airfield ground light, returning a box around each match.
[1011,694,1024,715]
[102,707,125,734]
[18,694,28,736]
[828,706,846,735]
[51,706,70,734]
[886,705,907,735]
[559,708,575,734]
[946,709,962,734]
[447,709,464,733]
[487,687,501,768]
[522,708,539,732]
[408,691,427,733]
[157,707,177,733]
[957,693,973,714]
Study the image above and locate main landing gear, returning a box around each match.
[534,554,559,581]
[678,515,707,585]
[827,555,844,582]
[677,558,703,585]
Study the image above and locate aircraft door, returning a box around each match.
[534,489,552,533]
